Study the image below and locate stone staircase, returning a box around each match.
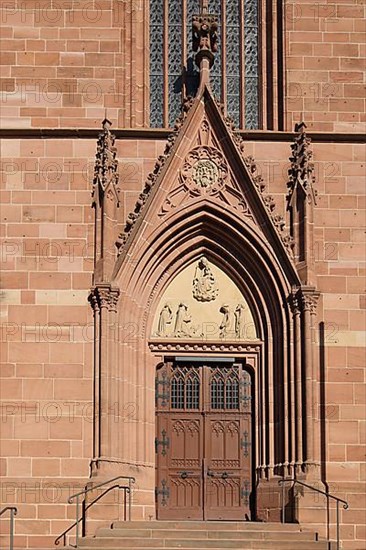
[73,520,335,549]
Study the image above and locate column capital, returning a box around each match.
[89,284,120,313]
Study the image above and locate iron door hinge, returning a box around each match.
[155,479,169,506]
[155,429,170,455]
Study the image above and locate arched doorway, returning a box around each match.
[155,359,254,520]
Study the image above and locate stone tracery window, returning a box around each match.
[149,0,277,130]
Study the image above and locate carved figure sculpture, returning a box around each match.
[157,303,173,337]
[174,303,193,337]
[193,256,219,302]
[235,303,246,338]
[219,304,235,338]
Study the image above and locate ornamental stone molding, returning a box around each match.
[149,341,262,354]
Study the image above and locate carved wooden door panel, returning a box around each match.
[156,363,204,519]
[204,366,251,520]
[156,362,252,520]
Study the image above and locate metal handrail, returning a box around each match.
[55,484,130,547]
[279,478,349,550]
[0,507,18,550]
[58,475,135,548]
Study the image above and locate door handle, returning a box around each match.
[180,471,193,479]
[221,471,229,479]
[207,469,215,477]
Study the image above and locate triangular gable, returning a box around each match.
[113,86,298,282]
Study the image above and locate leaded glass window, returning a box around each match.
[149,1,267,129]
[171,366,200,409]
[210,366,240,410]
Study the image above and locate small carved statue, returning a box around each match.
[234,303,246,339]
[157,303,173,337]
[192,15,218,56]
[174,303,193,337]
[219,304,235,338]
[192,256,219,302]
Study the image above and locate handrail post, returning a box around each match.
[336,500,340,550]
[128,479,132,521]
[75,495,79,548]
[10,508,15,550]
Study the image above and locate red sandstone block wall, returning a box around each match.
[0,136,166,547]
[1,135,364,548]
[0,1,365,131]
[285,0,366,131]
[0,0,148,129]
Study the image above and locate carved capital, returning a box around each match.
[300,290,320,315]
[89,285,120,313]
[288,291,301,316]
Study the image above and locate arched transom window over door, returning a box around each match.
[149,0,268,129]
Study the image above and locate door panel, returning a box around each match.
[156,362,253,520]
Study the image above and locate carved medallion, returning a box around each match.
[181,146,228,196]
[192,160,219,188]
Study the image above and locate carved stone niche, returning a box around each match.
[151,260,258,341]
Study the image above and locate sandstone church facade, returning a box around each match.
[0,1,365,549]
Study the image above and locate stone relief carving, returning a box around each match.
[192,159,219,188]
[181,145,228,197]
[235,303,247,338]
[174,303,196,337]
[157,303,173,337]
[151,263,258,341]
[192,256,219,302]
[219,304,236,338]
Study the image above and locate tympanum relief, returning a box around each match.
[152,258,257,341]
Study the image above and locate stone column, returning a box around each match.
[89,284,120,464]
[300,288,320,474]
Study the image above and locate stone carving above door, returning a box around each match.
[151,261,258,341]
[158,144,255,221]
[192,256,219,302]
[182,146,227,196]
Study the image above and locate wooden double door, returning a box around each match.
[155,360,253,520]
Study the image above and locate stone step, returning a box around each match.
[97,527,317,541]
[112,521,304,531]
[77,538,333,549]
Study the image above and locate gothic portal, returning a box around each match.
[89,12,321,522]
